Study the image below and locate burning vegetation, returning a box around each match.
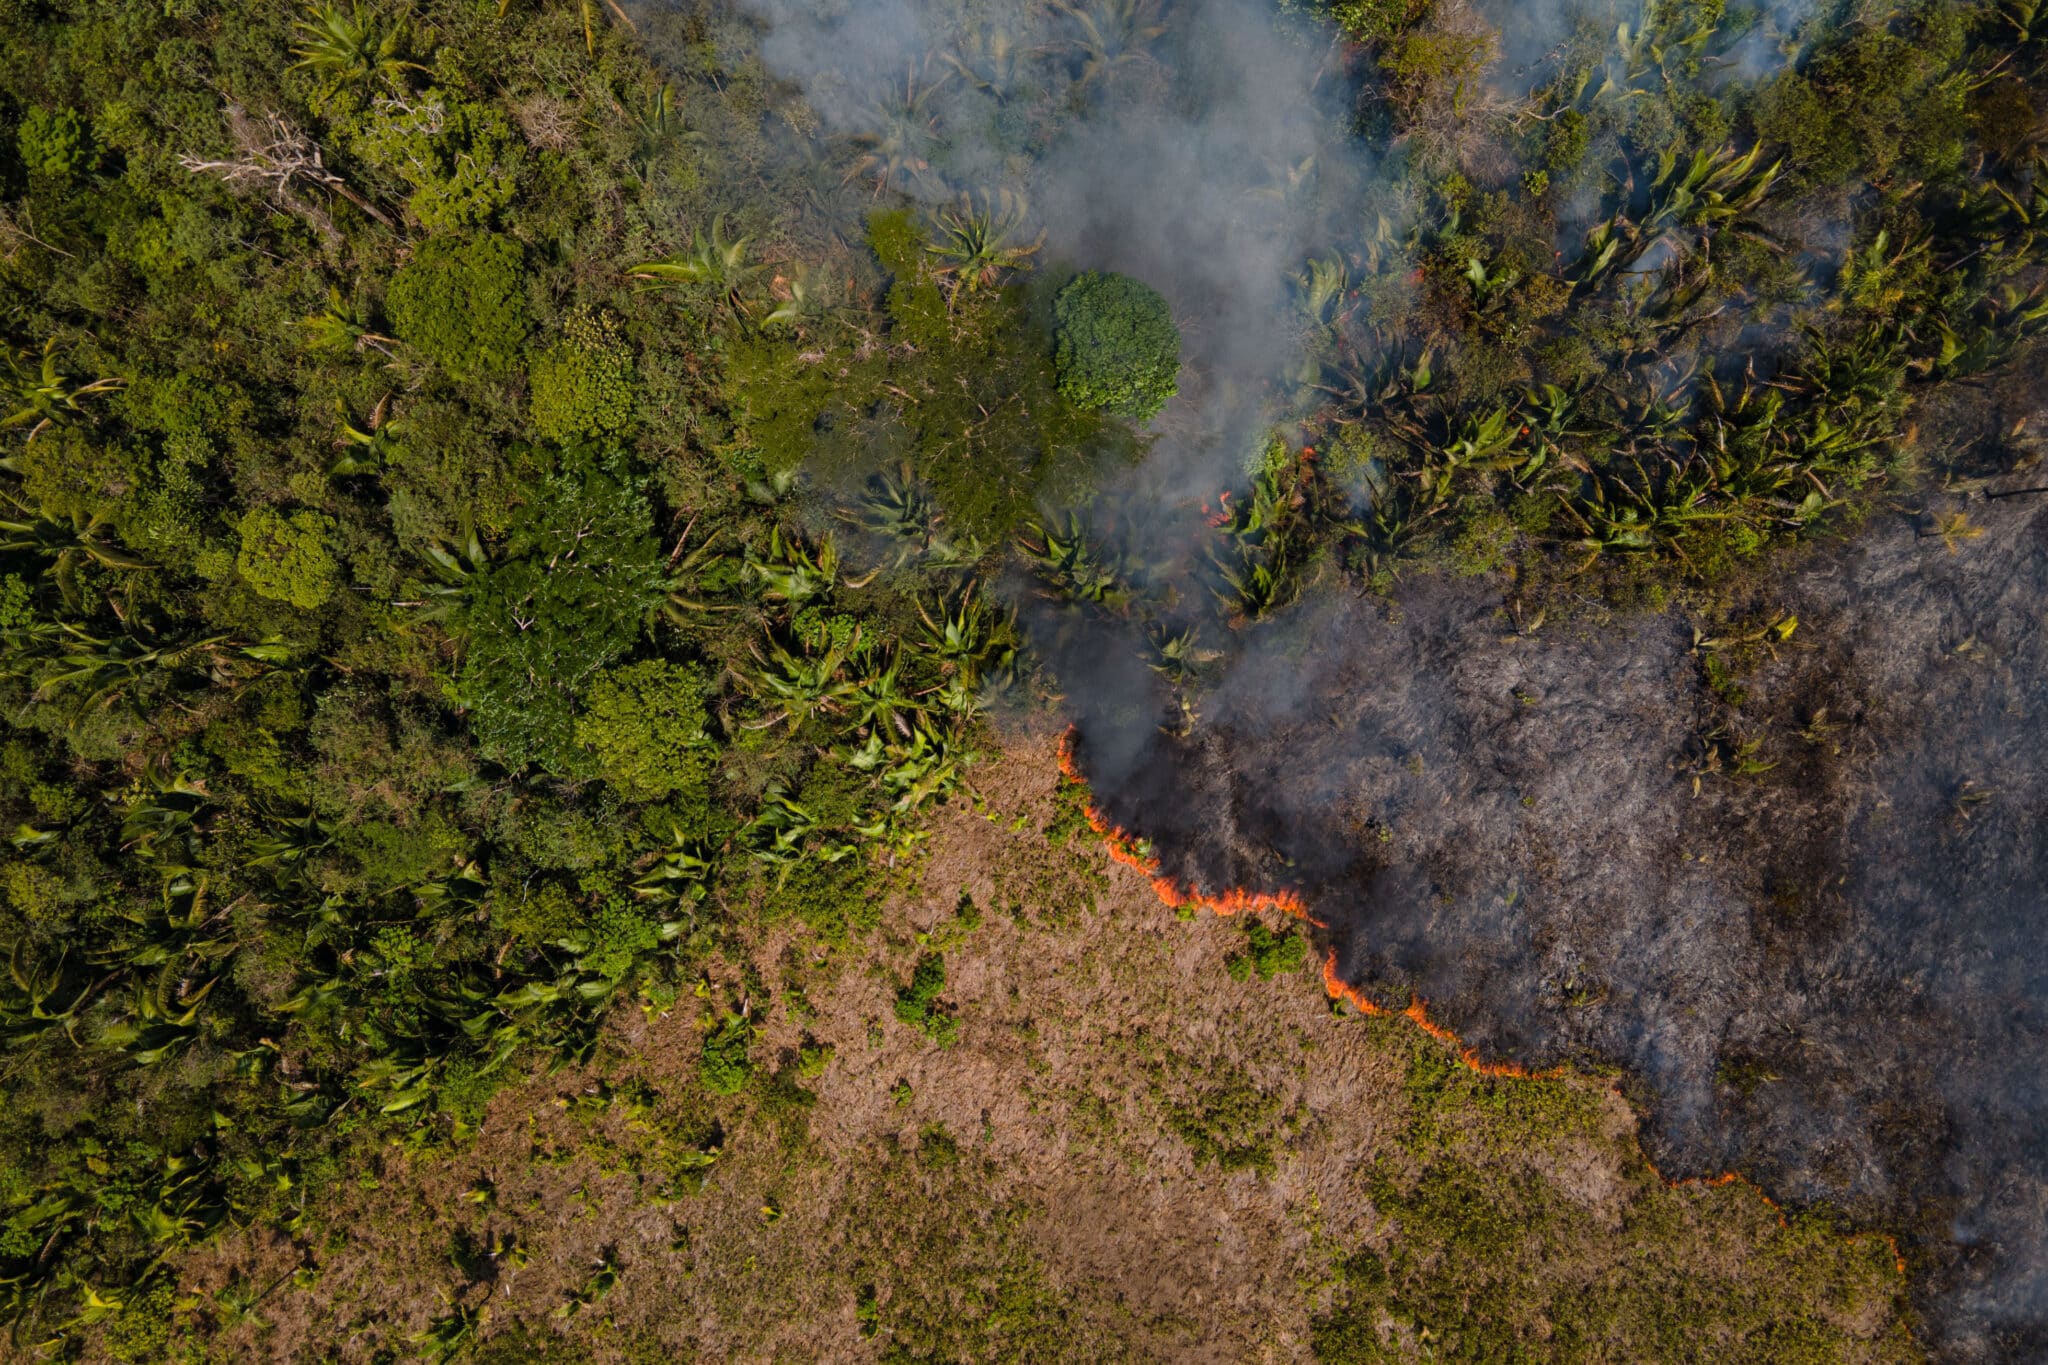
[1,0,2044,1357]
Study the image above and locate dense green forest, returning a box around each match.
[0,0,2041,1356]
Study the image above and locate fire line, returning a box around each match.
[1053,729,1909,1278]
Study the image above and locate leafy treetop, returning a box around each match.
[386,232,531,379]
[574,658,712,800]
[234,506,338,609]
[1053,270,1181,423]
[457,450,665,776]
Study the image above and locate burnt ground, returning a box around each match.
[1073,377,2048,1360]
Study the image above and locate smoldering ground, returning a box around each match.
[708,0,2041,1355]
[1066,357,2048,1364]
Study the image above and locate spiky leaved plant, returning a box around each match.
[842,58,951,197]
[740,631,861,731]
[943,27,1026,99]
[630,215,769,318]
[0,492,152,610]
[1017,513,1133,607]
[927,189,1045,296]
[743,526,840,606]
[1055,0,1168,89]
[289,2,423,86]
[2,339,123,440]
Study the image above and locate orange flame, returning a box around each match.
[1319,949,1908,1274]
[1057,731,1308,919]
[1314,955,1559,1079]
[1054,729,1908,1280]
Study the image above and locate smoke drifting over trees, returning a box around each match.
[0,0,2038,1354]
[736,0,2048,1356]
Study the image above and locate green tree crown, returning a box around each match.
[529,308,636,442]
[573,659,710,799]
[17,107,92,179]
[235,506,338,609]
[387,233,531,379]
[457,451,664,775]
[1052,271,1181,422]
[355,92,519,233]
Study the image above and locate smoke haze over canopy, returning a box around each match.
[723,0,2048,1354]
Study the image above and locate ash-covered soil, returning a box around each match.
[1075,402,2048,1359]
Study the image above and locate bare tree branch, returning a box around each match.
[177,105,397,246]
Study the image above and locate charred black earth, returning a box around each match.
[1066,391,2048,1361]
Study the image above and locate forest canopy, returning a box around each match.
[0,0,2039,1355]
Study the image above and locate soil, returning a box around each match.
[160,726,1910,1363]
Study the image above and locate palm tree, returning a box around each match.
[3,339,124,440]
[740,634,860,730]
[844,465,941,564]
[0,492,153,609]
[842,59,951,197]
[415,1301,489,1361]
[942,27,1026,101]
[328,395,406,477]
[296,286,398,356]
[1145,624,1219,685]
[23,623,240,719]
[760,264,845,331]
[1017,514,1131,606]
[1292,253,1349,330]
[926,190,1044,296]
[743,526,839,605]
[0,940,87,1046]
[845,649,922,736]
[289,3,424,87]
[1055,0,1168,90]
[914,589,1018,686]
[630,215,768,318]
[629,80,703,183]
[631,829,714,908]
[658,522,735,628]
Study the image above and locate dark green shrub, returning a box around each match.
[1224,920,1309,982]
[387,233,531,378]
[770,857,880,944]
[700,1014,754,1095]
[894,953,959,1046]
[1542,108,1589,173]
[457,452,664,775]
[1053,271,1180,422]
[1165,1072,1283,1174]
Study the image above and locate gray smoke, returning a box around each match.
[704,0,2048,1356]
[747,0,1371,498]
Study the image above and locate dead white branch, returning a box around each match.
[177,105,396,243]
